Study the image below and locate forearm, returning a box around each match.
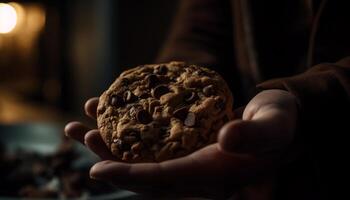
[156,0,234,68]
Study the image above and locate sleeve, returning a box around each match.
[257,57,350,199]
[156,0,235,68]
[257,57,350,124]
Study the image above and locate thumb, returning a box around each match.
[218,110,295,157]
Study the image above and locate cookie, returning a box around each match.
[97,61,234,162]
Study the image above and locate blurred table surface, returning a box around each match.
[0,87,72,125]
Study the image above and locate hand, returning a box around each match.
[65,89,299,199]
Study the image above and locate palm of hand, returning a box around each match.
[65,89,298,199]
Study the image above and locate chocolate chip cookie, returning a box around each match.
[97,61,234,162]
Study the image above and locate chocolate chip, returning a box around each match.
[113,138,130,151]
[184,112,196,127]
[173,107,189,120]
[139,92,149,99]
[146,74,160,88]
[158,65,168,75]
[136,109,152,124]
[151,85,169,99]
[203,85,215,96]
[215,97,225,110]
[129,131,141,139]
[123,136,138,144]
[160,126,169,134]
[184,92,198,103]
[110,95,124,107]
[123,90,137,103]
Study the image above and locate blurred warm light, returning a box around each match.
[0,2,46,56]
[0,3,17,34]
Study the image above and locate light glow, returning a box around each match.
[0,3,18,34]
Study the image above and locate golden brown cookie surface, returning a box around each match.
[97,62,233,162]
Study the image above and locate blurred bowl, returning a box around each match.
[0,123,138,200]
[1,123,68,154]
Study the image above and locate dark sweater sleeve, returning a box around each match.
[257,58,350,199]
[257,57,350,124]
[156,0,234,68]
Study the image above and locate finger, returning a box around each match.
[64,121,91,144]
[90,144,256,185]
[89,146,261,198]
[85,97,99,119]
[89,156,196,185]
[88,145,273,199]
[84,130,116,160]
[217,120,242,153]
[218,108,294,156]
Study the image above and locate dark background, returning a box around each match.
[0,0,179,123]
[0,1,179,198]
